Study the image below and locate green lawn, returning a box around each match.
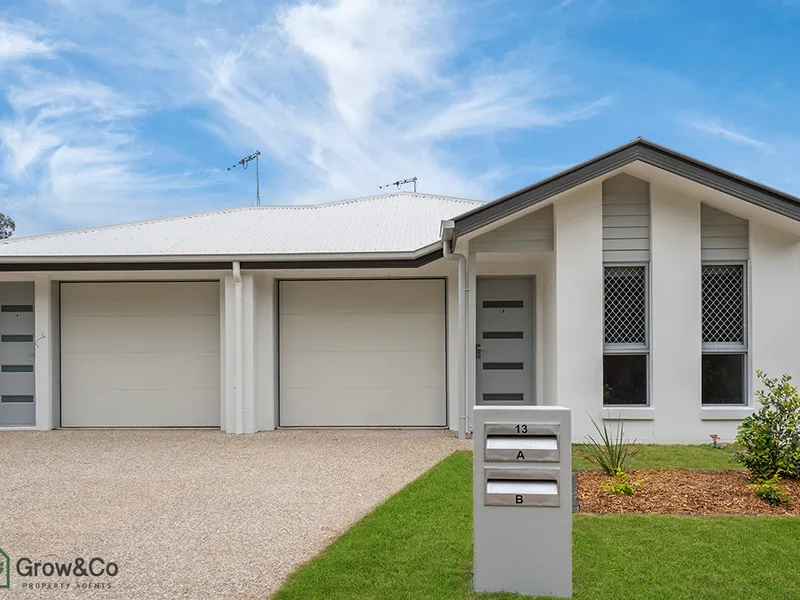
[274,451,799,600]
[572,443,739,470]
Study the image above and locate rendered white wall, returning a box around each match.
[254,273,277,431]
[541,252,557,406]
[750,221,800,402]
[222,276,235,431]
[553,183,604,441]
[34,275,53,429]
[647,184,701,442]
[49,281,60,428]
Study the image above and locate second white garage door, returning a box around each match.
[61,282,220,427]
[279,279,446,427]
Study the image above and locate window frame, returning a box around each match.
[602,262,651,407]
[701,260,749,406]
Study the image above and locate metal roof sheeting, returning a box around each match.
[0,193,483,258]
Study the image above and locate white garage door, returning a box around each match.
[279,279,446,427]
[61,282,220,427]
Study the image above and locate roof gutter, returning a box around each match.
[0,246,445,272]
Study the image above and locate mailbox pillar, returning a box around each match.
[473,406,572,598]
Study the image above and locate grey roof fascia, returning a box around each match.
[635,140,800,222]
[452,140,641,236]
[452,138,800,238]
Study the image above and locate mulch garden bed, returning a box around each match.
[577,470,800,515]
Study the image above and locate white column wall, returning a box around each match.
[553,183,604,441]
[541,252,557,405]
[648,184,702,441]
[242,274,256,433]
[33,275,53,429]
[254,273,277,431]
[49,281,60,427]
[221,276,236,432]
[750,221,800,400]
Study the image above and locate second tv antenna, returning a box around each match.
[228,150,261,206]
[380,176,417,193]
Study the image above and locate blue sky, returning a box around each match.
[1,0,799,236]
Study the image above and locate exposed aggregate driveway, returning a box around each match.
[1,429,470,599]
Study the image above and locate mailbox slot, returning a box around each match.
[484,467,560,507]
[484,422,560,462]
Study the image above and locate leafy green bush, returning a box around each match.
[734,371,800,480]
[601,468,641,496]
[749,475,790,506]
[582,416,641,475]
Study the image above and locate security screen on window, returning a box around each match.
[702,264,747,405]
[603,265,648,406]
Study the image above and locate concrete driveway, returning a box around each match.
[1,429,469,599]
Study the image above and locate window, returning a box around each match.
[603,265,649,405]
[702,264,747,404]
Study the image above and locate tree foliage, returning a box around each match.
[0,213,15,240]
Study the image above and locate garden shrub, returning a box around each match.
[749,475,790,506]
[601,468,641,496]
[582,416,641,476]
[735,371,800,480]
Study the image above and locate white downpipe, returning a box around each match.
[442,222,468,440]
[233,261,245,435]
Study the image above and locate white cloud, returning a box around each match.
[1,0,611,233]
[194,0,609,201]
[687,117,771,151]
[0,70,214,231]
[0,21,54,65]
[1,75,142,176]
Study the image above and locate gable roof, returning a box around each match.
[0,192,482,265]
[451,137,800,237]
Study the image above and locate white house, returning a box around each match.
[2,138,799,442]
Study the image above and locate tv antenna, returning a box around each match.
[380,176,417,193]
[228,150,261,206]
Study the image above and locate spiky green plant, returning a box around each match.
[582,415,641,475]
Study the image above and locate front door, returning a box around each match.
[476,277,535,405]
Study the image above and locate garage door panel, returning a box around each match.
[61,390,220,427]
[281,350,445,389]
[280,389,445,427]
[279,279,446,427]
[61,282,220,427]
[61,282,219,317]
[63,352,220,390]
[61,316,220,353]
[281,279,444,315]
[280,313,445,352]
